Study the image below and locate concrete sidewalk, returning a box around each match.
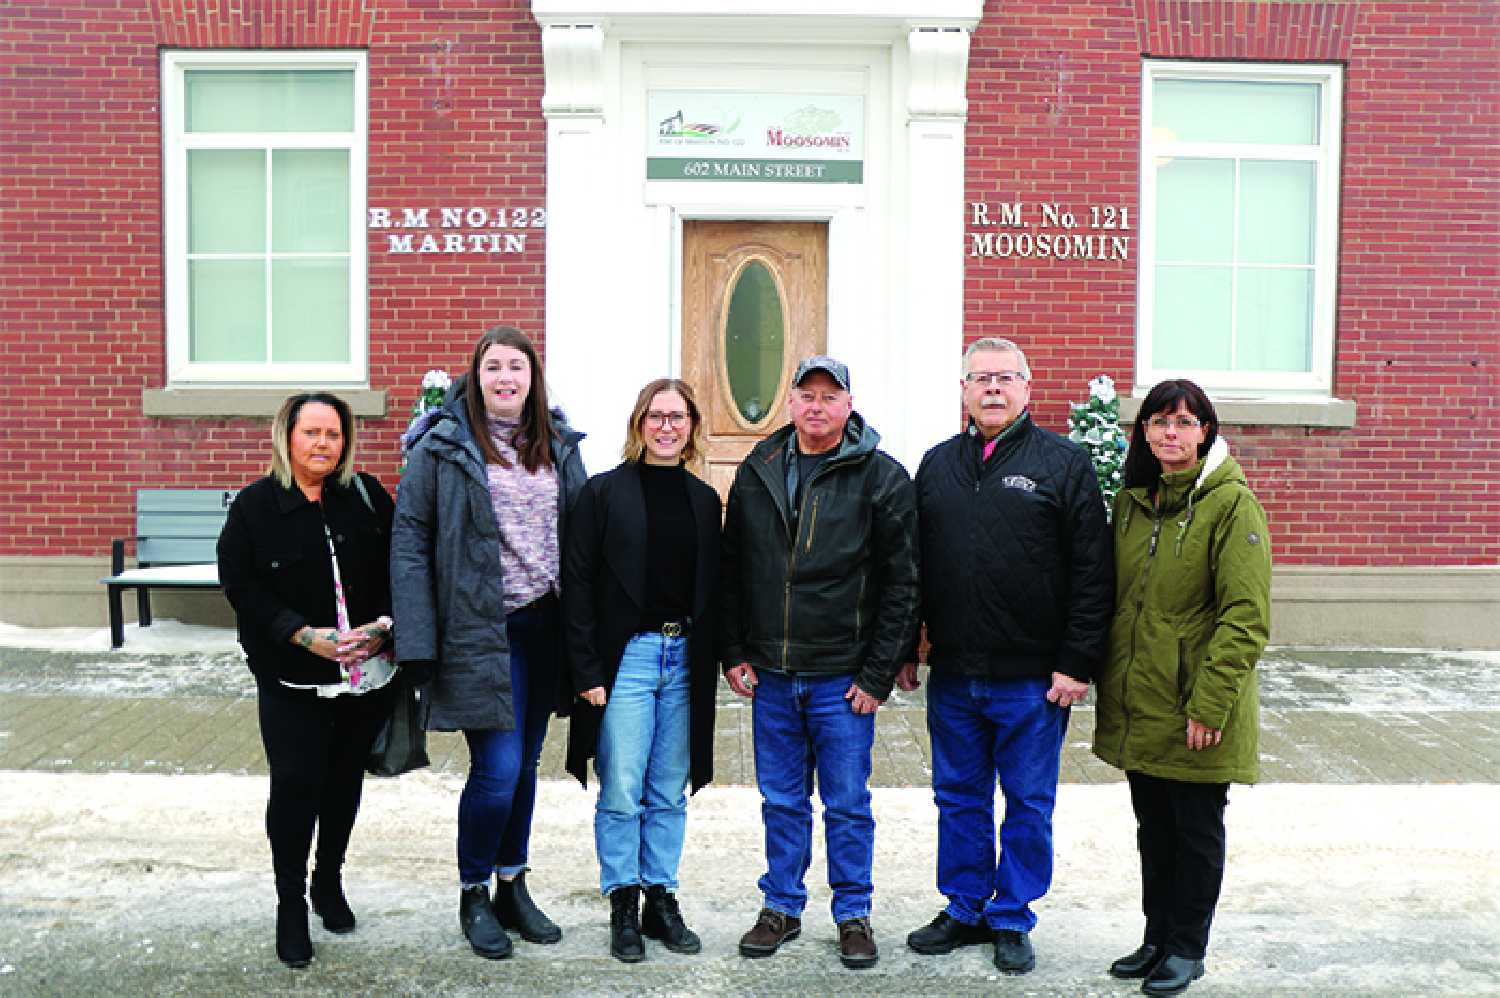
[1,638,1498,995]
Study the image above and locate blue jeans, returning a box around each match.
[456,597,557,886]
[927,673,1069,932]
[594,633,691,895]
[752,670,875,924]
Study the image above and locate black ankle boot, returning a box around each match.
[493,870,562,943]
[309,868,356,934]
[609,886,645,963]
[642,885,701,954]
[459,885,513,960]
[276,901,314,968]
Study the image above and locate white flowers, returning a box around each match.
[1089,373,1117,404]
[421,369,452,391]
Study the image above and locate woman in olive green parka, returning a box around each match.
[1092,380,1270,996]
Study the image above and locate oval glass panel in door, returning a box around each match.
[723,260,786,426]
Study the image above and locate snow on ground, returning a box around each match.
[0,773,1496,994]
[0,619,241,655]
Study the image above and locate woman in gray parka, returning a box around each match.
[391,325,586,960]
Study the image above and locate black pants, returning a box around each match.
[1126,770,1229,960]
[256,677,394,904]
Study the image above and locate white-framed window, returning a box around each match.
[162,50,367,386]
[1137,60,1342,396]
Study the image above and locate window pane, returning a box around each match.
[273,150,349,253]
[188,149,264,253]
[185,70,354,132]
[1153,265,1231,370]
[272,259,350,362]
[1155,79,1319,144]
[723,261,785,425]
[1156,158,1233,263]
[1235,267,1313,372]
[1240,160,1316,266]
[190,260,265,361]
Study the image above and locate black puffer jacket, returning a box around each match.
[914,412,1113,683]
[720,413,919,700]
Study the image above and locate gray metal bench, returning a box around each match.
[102,489,237,648]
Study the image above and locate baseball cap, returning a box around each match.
[792,354,851,391]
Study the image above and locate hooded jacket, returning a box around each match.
[914,412,1114,683]
[1092,437,1271,784]
[390,383,586,731]
[719,412,919,700]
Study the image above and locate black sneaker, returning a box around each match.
[993,929,1036,974]
[906,911,992,954]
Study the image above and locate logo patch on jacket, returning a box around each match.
[1000,475,1037,492]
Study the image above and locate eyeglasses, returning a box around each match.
[1146,416,1203,431]
[645,411,689,428]
[964,371,1027,387]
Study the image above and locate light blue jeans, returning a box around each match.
[594,632,691,896]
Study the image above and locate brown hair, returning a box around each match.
[621,378,704,464]
[1122,378,1220,489]
[464,325,555,473]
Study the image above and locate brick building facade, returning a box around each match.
[2,0,1496,645]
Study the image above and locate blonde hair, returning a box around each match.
[621,378,704,464]
[269,392,357,489]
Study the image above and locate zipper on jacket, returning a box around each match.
[1120,503,1166,763]
[803,494,821,553]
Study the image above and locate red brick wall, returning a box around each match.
[0,0,547,558]
[2,0,1495,566]
[965,0,1500,565]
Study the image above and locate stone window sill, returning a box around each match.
[1119,395,1355,429]
[141,388,388,419]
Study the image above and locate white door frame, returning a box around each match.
[534,1,980,473]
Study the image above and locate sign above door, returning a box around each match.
[646,91,864,183]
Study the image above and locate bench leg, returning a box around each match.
[138,587,153,628]
[108,585,126,649]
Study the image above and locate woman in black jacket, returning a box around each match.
[562,378,720,963]
[217,392,397,969]
[390,325,587,960]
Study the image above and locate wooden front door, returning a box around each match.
[681,221,828,500]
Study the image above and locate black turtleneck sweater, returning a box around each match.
[639,462,696,630]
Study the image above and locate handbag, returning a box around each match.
[367,673,431,777]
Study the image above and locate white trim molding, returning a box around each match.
[160,49,369,388]
[532,1,981,473]
[1136,59,1343,400]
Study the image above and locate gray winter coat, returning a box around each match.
[390,396,586,731]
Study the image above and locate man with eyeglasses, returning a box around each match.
[898,336,1113,974]
[720,355,919,970]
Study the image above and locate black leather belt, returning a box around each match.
[646,619,691,638]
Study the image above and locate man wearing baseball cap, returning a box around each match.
[720,354,919,970]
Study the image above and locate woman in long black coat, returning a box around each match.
[562,377,721,963]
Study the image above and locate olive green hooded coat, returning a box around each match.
[1092,436,1271,784]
